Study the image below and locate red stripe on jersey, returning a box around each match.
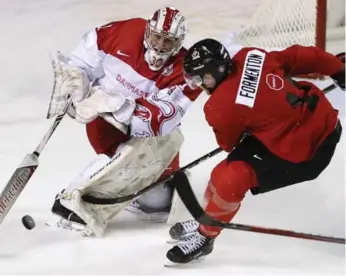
[135,97,177,136]
[152,10,159,21]
[162,8,179,33]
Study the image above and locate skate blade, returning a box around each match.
[164,256,206,267]
[45,216,94,237]
[166,237,192,244]
[139,212,168,223]
[128,209,169,223]
[166,238,180,244]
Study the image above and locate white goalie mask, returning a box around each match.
[144,7,187,71]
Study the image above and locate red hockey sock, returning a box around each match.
[199,197,240,238]
[202,180,214,207]
[199,160,258,238]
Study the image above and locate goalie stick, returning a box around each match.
[0,96,72,225]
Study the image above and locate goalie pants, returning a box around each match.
[85,117,179,208]
[199,120,342,238]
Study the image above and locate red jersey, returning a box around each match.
[204,45,342,163]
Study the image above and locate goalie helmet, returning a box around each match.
[183,38,232,93]
[144,7,187,71]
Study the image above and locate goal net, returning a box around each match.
[232,0,345,49]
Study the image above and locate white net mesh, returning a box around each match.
[233,0,319,48]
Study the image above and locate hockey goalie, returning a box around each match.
[46,7,201,237]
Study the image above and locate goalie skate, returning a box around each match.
[46,193,93,237]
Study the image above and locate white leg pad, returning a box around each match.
[60,129,184,237]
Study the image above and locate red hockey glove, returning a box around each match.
[331,52,345,91]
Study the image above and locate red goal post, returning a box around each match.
[316,0,328,50]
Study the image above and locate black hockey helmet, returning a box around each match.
[183,38,232,93]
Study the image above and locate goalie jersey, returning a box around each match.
[68,18,201,137]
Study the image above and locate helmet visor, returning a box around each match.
[183,72,203,90]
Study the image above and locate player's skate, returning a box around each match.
[46,191,93,236]
[167,219,199,243]
[165,230,214,266]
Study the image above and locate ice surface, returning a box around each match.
[0,1,344,275]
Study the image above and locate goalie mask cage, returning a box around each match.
[232,0,345,50]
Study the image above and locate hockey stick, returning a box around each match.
[172,171,345,245]
[322,83,338,94]
[218,223,345,244]
[82,147,223,205]
[0,96,72,225]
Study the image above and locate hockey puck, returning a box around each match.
[22,215,35,230]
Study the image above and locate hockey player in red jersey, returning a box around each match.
[166,39,344,264]
[47,7,201,236]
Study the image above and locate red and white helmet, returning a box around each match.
[144,7,187,71]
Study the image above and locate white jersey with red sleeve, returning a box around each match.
[67,18,201,137]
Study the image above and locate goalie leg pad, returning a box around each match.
[60,129,184,237]
[127,154,179,220]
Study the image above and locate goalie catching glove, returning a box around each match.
[47,51,136,133]
[47,51,90,118]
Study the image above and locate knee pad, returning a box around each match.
[210,160,258,203]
